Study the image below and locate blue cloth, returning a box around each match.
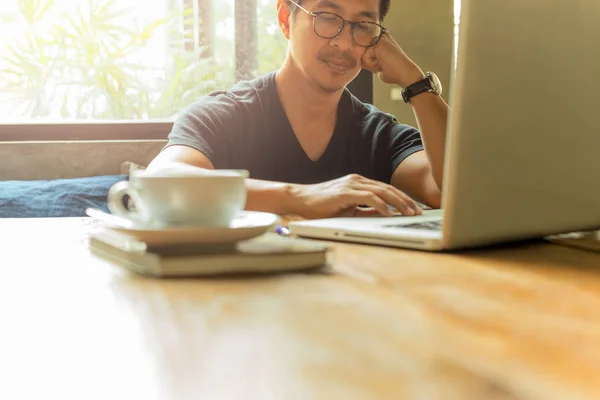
[0,174,127,218]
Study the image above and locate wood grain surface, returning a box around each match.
[1,217,599,400]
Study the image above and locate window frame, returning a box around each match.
[0,122,173,141]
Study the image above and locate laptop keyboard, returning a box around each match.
[382,219,443,231]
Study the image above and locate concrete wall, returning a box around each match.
[0,141,164,180]
[373,0,455,127]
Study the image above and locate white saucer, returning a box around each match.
[101,211,280,247]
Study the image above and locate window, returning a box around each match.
[0,0,287,125]
[453,0,461,70]
[0,0,461,140]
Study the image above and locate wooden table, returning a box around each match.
[2,218,600,400]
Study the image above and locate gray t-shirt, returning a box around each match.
[165,71,424,184]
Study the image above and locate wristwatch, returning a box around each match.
[401,72,443,103]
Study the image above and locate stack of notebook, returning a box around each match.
[88,229,330,277]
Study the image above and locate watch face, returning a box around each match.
[428,72,443,95]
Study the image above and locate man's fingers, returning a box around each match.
[358,183,421,216]
[346,191,392,216]
[397,191,423,215]
[360,50,381,73]
[365,60,382,74]
[333,206,389,218]
[333,207,359,218]
[354,207,385,217]
[341,174,422,216]
[382,185,422,215]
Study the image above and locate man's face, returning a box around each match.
[288,0,381,93]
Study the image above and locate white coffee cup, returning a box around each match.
[107,167,249,227]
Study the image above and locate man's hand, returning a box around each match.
[290,174,423,219]
[361,31,425,88]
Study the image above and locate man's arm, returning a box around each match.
[148,145,297,215]
[391,92,449,209]
[361,32,450,209]
[148,145,423,218]
[391,150,442,209]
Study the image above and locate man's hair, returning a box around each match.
[290,0,391,21]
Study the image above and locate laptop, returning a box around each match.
[289,0,600,251]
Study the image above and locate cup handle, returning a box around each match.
[107,181,139,220]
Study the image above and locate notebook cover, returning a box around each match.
[88,229,330,277]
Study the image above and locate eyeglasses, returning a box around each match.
[288,0,387,48]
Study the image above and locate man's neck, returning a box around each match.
[275,61,343,124]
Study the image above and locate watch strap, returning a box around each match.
[401,75,433,103]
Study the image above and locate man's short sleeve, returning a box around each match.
[352,98,425,183]
[165,92,245,168]
[388,116,425,175]
[368,113,424,183]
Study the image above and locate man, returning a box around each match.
[148,0,449,219]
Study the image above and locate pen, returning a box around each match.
[274,225,290,236]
